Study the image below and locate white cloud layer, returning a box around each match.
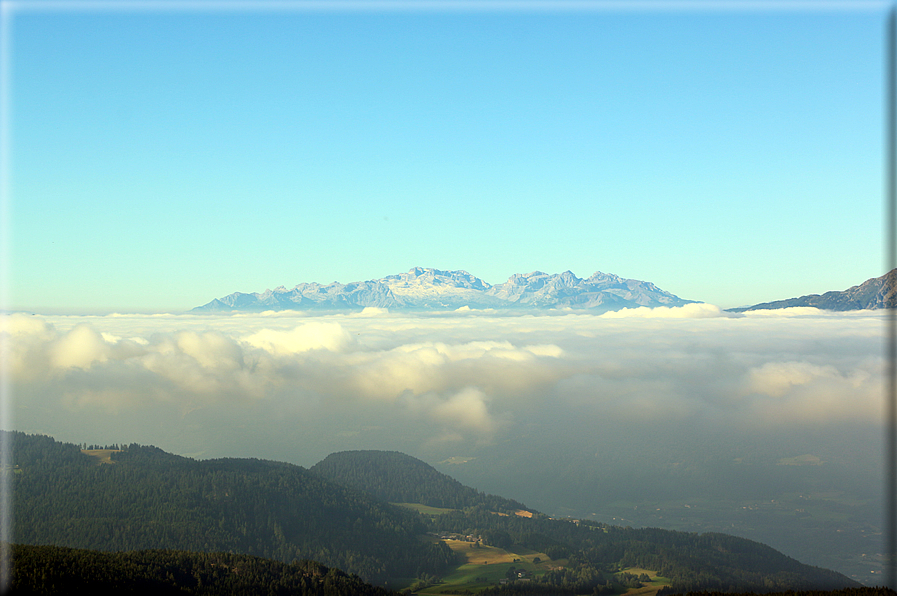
[599,302,728,318]
[2,309,885,465]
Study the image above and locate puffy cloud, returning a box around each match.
[50,324,111,369]
[747,361,838,397]
[599,303,728,318]
[742,306,825,316]
[353,307,390,317]
[243,322,356,355]
[1,313,56,340]
[432,387,494,433]
[137,331,263,398]
[5,311,885,461]
[742,359,881,423]
[174,331,245,371]
[3,314,57,380]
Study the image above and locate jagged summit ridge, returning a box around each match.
[194,267,697,312]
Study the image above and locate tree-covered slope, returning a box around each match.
[9,543,399,596]
[9,433,454,584]
[310,450,528,513]
[8,433,862,594]
[429,507,859,594]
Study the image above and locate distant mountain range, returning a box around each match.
[193,268,897,314]
[193,267,696,312]
[729,269,897,312]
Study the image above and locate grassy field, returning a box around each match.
[415,538,558,595]
[412,537,669,596]
[81,449,120,465]
[393,503,457,516]
[619,567,671,596]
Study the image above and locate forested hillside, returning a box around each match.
[9,543,399,595]
[429,506,856,595]
[308,450,859,595]
[10,432,454,583]
[8,434,862,594]
[310,450,528,513]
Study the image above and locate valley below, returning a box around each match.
[433,428,885,585]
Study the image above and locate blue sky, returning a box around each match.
[3,1,888,313]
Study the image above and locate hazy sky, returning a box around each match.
[2,0,889,313]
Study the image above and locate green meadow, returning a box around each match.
[415,538,558,594]
[392,503,457,516]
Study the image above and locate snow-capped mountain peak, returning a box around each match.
[193,268,696,313]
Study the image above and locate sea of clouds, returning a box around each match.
[2,305,885,468]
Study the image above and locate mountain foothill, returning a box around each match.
[8,432,875,595]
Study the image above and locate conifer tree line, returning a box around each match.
[79,444,125,451]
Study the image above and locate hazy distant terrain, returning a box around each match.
[432,421,884,583]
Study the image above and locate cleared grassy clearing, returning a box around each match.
[624,582,669,596]
[620,567,671,596]
[416,539,556,595]
[393,503,457,515]
[415,541,669,596]
[81,449,120,465]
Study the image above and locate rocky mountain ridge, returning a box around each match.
[728,269,897,312]
[194,267,696,312]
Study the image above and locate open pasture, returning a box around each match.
[619,567,671,596]
[81,449,120,465]
[416,540,555,594]
[393,503,457,516]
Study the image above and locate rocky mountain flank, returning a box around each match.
[729,269,897,312]
[194,267,696,312]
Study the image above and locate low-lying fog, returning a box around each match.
[3,305,887,582]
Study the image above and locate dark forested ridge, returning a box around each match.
[8,433,862,594]
[310,450,528,513]
[8,542,399,595]
[10,432,454,583]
